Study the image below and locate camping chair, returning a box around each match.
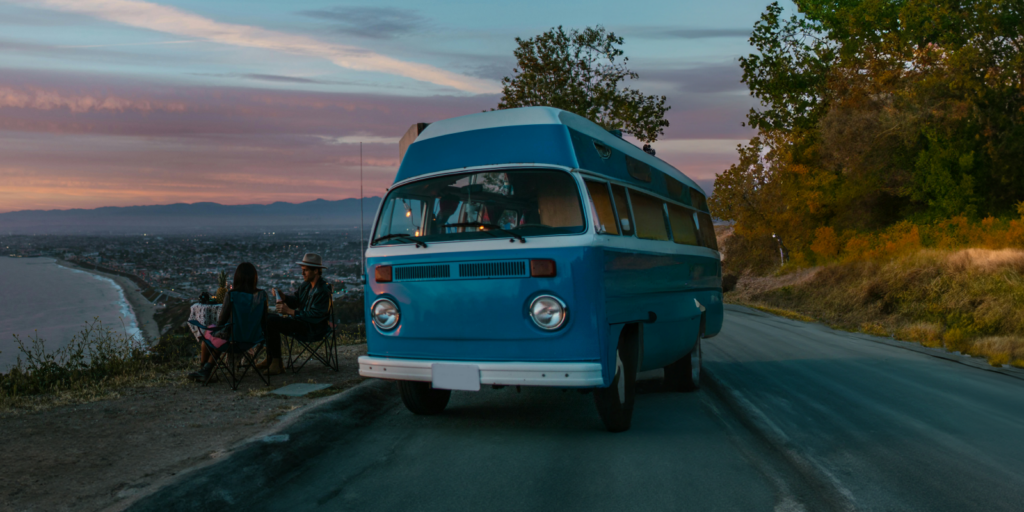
[190,289,270,390]
[286,282,340,373]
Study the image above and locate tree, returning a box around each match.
[714,0,1024,272]
[498,26,670,143]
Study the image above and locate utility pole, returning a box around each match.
[359,142,365,281]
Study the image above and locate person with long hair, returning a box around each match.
[189,262,267,382]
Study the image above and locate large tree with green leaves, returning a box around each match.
[498,26,670,143]
[715,0,1024,270]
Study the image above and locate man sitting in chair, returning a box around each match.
[258,253,332,375]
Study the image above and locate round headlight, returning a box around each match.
[529,295,567,330]
[371,298,400,330]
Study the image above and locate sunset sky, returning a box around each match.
[0,0,785,213]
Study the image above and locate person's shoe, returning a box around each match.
[188,362,215,382]
[254,358,270,370]
[267,358,284,376]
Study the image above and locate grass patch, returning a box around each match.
[732,248,1024,367]
[0,319,197,414]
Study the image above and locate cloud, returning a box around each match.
[15,0,500,93]
[299,7,425,39]
[318,135,400,145]
[627,28,751,40]
[0,70,500,138]
[637,63,747,94]
[0,86,186,113]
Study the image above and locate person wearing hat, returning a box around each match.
[257,253,332,374]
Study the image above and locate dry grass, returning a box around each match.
[726,248,1024,367]
[896,322,944,348]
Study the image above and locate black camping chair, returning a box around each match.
[192,289,270,390]
[286,282,340,373]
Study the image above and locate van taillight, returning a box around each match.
[530,259,556,277]
[375,265,393,283]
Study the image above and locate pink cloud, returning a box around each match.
[0,86,186,113]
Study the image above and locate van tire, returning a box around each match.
[665,337,701,392]
[594,335,639,432]
[398,381,451,415]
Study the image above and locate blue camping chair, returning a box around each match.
[191,289,269,390]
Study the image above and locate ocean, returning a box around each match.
[0,257,140,372]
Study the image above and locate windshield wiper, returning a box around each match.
[372,233,427,248]
[443,222,526,243]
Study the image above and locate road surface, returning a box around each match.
[131,304,1024,512]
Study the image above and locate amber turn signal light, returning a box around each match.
[530,259,556,277]
[375,265,393,283]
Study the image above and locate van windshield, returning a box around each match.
[373,169,586,246]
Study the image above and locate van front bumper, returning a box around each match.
[358,356,603,388]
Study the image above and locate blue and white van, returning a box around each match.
[358,107,722,432]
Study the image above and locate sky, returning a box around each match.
[0,0,789,213]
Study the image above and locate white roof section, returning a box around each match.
[415,107,704,194]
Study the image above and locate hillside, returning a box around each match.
[726,248,1024,368]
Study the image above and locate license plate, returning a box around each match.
[431,363,480,391]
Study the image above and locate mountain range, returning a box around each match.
[0,198,383,235]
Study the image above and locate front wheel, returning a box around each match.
[398,381,451,415]
[664,337,701,392]
[593,339,638,432]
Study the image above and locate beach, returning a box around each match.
[55,260,161,343]
[0,257,159,371]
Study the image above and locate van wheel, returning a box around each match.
[664,337,701,392]
[593,338,638,432]
[398,381,451,415]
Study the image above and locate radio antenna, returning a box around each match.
[359,142,365,279]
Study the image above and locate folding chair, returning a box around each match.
[191,289,270,390]
[286,282,340,373]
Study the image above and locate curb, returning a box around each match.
[109,378,399,512]
[702,366,858,512]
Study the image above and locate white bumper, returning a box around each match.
[358,356,604,388]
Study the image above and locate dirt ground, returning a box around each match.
[0,344,368,512]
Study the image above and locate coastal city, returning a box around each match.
[0,231,366,304]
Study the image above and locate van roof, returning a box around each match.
[397,106,705,196]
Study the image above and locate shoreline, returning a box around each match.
[54,260,161,344]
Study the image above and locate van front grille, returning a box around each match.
[394,264,451,281]
[458,260,528,279]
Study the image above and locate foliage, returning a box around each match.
[738,247,1024,368]
[715,0,1024,271]
[498,26,670,142]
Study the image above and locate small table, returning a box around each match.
[188,303,222,342]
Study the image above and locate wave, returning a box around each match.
[64,267,143,343]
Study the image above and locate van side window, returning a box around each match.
[696,212,719,251]
[628,190,670,241]
[625,155,651,182]
[690,189,709,212]
[584,180,619,235]
[610,184,634,236]
[667,204,699,246]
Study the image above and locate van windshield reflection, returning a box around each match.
[372,169,585,246]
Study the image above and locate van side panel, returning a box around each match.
[602,249,722,371]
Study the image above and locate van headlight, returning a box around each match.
[371,298,400,330]
[529,295,567,330]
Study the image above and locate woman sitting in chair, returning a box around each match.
[189,262,268,382]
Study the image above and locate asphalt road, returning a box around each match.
[132,304,1024,512]
[707,304,1024,512]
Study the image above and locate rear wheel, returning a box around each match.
[398,381,451,415]
[593,336,639,432]
[664,336,701,392]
